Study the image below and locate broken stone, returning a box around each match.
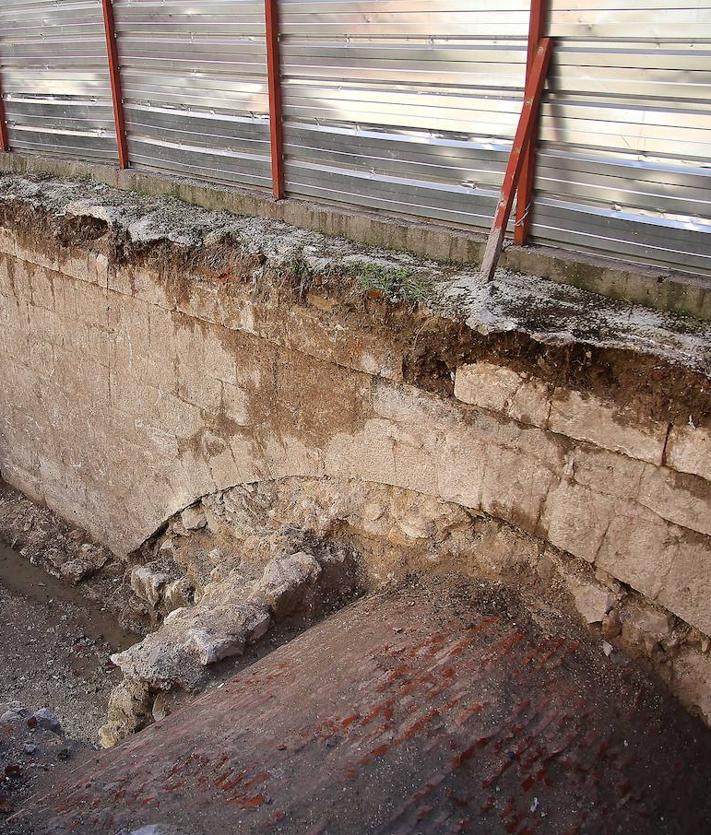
[29,708,62,735]
[601,609,622,640]
[152,692,171,723]
[563,574,617,624]
[185,628,245,666]
[164,578,194,612]
[180,504,207,531]
[59,557,94,584]
[130,564,174,608]
[621,605,673,652]
[99,677,154,748]
[251,552,322,621]
[184,601,271,666]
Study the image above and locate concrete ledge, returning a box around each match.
[1,150,710,322]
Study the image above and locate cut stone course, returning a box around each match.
[2,175,711,729]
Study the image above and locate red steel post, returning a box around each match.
[0,86,8,152]
[0,56,8,151]
[513,0,548,246]
[100,0,129,169]
[264,0,285,199]
[480,38,553,282]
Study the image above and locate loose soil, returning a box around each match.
[0,542,137,743]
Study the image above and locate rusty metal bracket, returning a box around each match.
[514,0,548,246]
[479,37,553,283]
[265,0,285,199]
[101,0,129,169]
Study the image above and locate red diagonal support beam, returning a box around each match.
[514,0,548,246]
[265,0,285,199]
[480,37,553,282]
[101,0,129,169]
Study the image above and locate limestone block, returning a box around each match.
[74,280,108,325]
[480,445,558,536]
[549,388,666,465]
[14,239,59,273]
[638,465,711,537]
[666,424,711,484]
[569,446,645,500]
[51,273,80,320]
[595,506,673,599]
[176,360,222,412]
[654,530,711,637]
[373,378,455,427]
[0,226,17,258]
[60,250,108,287]
[26,304,63,346]
[28,265,55,309]
[324,419,397,485]
[436,428,486,510]
[596,509,711,636]
[251,552,322,620]
[563,573,618,624]
[454,362,550,427]
[542,480,617,563]
[204,329,238,385]
[221,382,250,426]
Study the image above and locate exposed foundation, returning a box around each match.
[1,173,710,739]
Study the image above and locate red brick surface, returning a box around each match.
[13,581,711,834]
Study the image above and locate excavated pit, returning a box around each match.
[1,173,711,830]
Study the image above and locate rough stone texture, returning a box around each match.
[454,362,550,427]
[672,648,711,725]
[250,552,322,621]
[564,574,618,624]
[666,423,711,484]
[1,177,711,715]
[101,543,358,746]
[11,582,711,835]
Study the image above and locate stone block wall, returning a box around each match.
[1,188,711,721]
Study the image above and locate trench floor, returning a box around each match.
[10,576,711,835]
[0,543,136,744]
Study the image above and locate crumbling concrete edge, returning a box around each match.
[1,151,709,322]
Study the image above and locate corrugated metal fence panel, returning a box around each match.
[0,0,118,162]
[113,0,271,190]
[279,2,529,229]
[531,2,711,275]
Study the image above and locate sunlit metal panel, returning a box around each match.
[0,0,118,162]
[112,0,271,189]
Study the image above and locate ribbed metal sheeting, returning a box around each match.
[279,2,529,230]
[0,0,117,162]
[532,1,711,275]
[112,0,270,190]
